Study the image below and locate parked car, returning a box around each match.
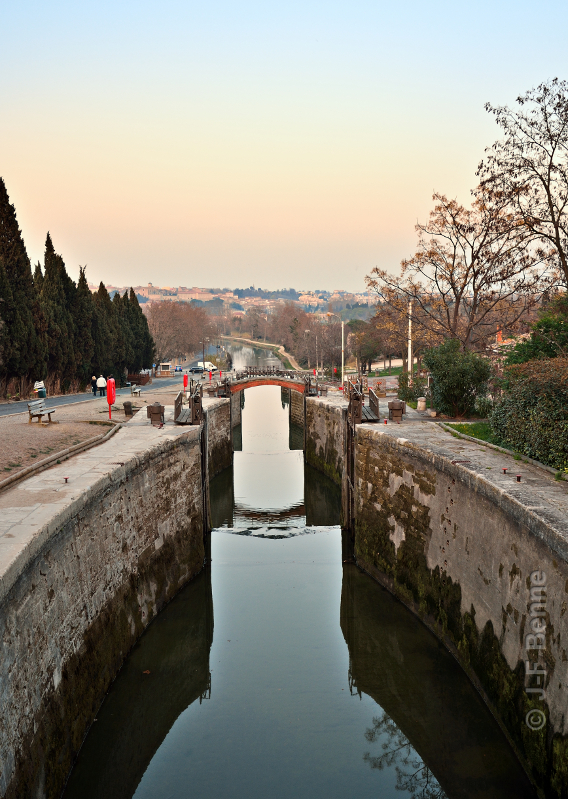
[174,365,183,372]
[189,365,204,373]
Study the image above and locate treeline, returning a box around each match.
[0,178,155,396]
[229,302,349,372]
[233,287,299,300]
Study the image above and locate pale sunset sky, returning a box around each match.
[2,0,567,291]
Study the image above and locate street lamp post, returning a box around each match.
[341,320,344,388]
[408,300,413,386]
[325,312,344,386]
[200,338,209,379]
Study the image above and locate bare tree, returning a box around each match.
[478,78,568,286]
[146,301,212,362]
[366,191,551,350]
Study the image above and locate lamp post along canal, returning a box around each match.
[408,299,413,386]
[341,321,344,387]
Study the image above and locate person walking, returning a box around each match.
[96,374,107,397]
[91,375,97,396]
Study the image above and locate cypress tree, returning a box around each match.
[129,288,155,369]
[41,233,76,387]
[112,291,130,380]
[0,261,15,381]
[92,282,120,377]
[72,268,95,384]
[0,177,44,380]
[33,262,44,293]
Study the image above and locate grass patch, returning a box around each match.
[405,397,432,410]
[445,421,505,447]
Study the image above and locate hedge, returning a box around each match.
[490,358,568,471]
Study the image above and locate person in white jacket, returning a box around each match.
[96,375,107,397]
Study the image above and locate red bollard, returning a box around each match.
[209,371,212,381]
[107,378,116,420]
[183,373,188,390]
[219,371,222,380]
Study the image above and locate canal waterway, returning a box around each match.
[62,347,536,799]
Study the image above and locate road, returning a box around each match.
[0,375,195,418]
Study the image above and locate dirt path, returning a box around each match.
[0,387,183,479]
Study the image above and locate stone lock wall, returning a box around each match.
[230,391,242,430]
[0,400,233,799]
[289,389,305,427]
[304,400,568,797]
[353,427,568,797]
[305,398,345,487]
[206,399,232,478]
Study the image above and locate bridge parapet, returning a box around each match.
[229,375,307,394]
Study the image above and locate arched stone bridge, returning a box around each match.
[228,375,306,394]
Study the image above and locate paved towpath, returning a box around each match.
[311,393,568,548]
[0,399,224,602]
[0,376,186,418]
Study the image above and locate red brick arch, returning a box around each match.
[229,378,305,394]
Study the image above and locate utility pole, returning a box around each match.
[315,334,318,378]
[341,321,344,387]
[408,299,413,385]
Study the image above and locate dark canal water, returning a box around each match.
[62,347,536,799]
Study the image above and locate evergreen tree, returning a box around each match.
[72,268,95,383]
[129,287,155,368]
[92,282,120,377]
[41,233,76,386]
[0,261,15,380]
[0,178,44,379]
[112,291,131,380]
[33,262,44,293]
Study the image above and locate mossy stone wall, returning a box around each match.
[290,389,305,427]
[1,426,211,799]
[354,426,568,797]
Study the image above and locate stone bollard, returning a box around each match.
[417,397,427,412]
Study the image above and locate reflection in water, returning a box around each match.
[63,374,535,799]
[363,712,445,798]
[229,343,282,371]
[289,421,304,450]
[341,562,535,799]
[62,570,213,799]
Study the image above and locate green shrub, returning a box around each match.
[474,396,494,418]
[490,357,568,471]
[505,293,568,365]
[397,372,427,402]
[423,339,491,417]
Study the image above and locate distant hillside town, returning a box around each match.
[88,283,375,317]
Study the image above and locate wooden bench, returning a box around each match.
[130,385,142,397]
[174,392,192,425]
[28,399,56,424]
